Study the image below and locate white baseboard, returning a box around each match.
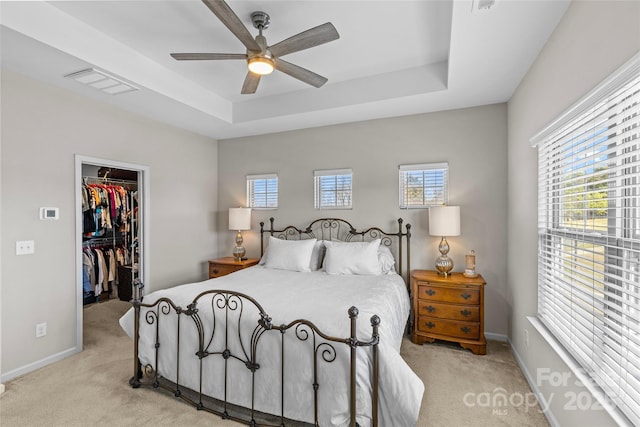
[485,332,508,342]
[0,346,80,384]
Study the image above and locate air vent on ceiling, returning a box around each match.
[64,68,138,95]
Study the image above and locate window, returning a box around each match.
[399,163,448,208]
[314,169,352,209]
[247,174,278,209]
[533,55,640,425]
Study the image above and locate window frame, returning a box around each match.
[246,173,278,210]
[313,168,353,210]
[398,162,449,209]
[532,52,640,427]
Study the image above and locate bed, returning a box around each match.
[119,218,424,426]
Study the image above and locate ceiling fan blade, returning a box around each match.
[241,72,261,94]
[269,22,339,58]
[201,0,261,52]
[171,53,247,60]
[275,59,328,88]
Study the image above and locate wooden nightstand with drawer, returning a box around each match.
[208,257,259,279]
[411,270,486,355]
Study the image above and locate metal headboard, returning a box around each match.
[260,217,411,287]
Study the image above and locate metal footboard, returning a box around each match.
[129,289,380,427]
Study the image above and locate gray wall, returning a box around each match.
[0,70,218,378]
[217,103,509,337]
[508,1,640,426]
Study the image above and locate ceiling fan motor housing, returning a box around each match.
[248,15,272,65]
[251,11,270,30]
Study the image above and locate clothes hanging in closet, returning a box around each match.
[81,183,137,238]
[82,246,131,303]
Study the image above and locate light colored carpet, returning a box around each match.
[0,299,550,426]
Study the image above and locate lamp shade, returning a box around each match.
[429,206,460,236]
[229,207,251,231]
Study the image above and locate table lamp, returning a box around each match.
[229,207,251,261]
[429,205,460,276]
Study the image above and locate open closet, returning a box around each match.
[81,165,141,305]
[75,155,149,353]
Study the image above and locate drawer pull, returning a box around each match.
[460,326,472,334]
[461,292,472,300]
[425,321,436,329]
[460,309,471,317]
[212,269,219,274]
[425,289,436,296]
[426,306,436,313]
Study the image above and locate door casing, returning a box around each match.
[74,155,150,351]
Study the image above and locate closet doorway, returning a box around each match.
[74,155,149,351]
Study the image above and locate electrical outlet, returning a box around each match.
[36,322,47,338]
[16,240,35,255]
[524,329,529,347]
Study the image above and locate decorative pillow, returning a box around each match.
[378,245,396,275]
[323,239,382,275]
[264,236,317,272]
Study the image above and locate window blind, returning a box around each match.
[536,55,640,425]
[399,162,448,208]
[247,173,278,209]
[314,168,352,209]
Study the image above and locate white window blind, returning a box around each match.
[399,162,448,208]
[535,54,640,426]
[247,174,278,209]
[314,168,352,209]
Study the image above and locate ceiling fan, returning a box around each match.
[171,0,340,94]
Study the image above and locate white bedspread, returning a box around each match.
[119,266,424,426]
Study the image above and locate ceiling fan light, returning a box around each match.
[248,57,274,75]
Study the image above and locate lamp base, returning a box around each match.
[232,231,246,262]
[435,236,454,276]
[232,250,245,262]
[435,255,454,276]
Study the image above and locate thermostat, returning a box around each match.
[40,207,59,220]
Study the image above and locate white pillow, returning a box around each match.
[323,239,382,275]
[264,236,317,272]
[260,239,324,271]
[378,245,396,275]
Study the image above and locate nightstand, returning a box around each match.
[411,270,486,355]
[208,257,260,279]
